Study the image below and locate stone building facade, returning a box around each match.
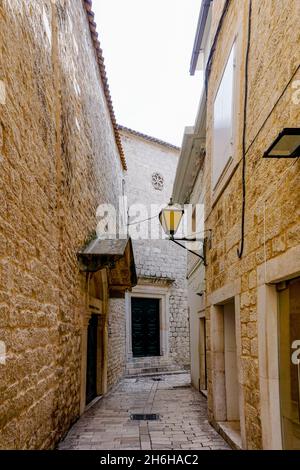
[173,0,300,450]
[172,124,207,393]
[119,127,190,374]
[0,0,135,450]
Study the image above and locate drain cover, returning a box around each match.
[131,414,160,421]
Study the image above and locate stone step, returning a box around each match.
[126,362,174,370]
[126,362,177,370]
[128,360,173,367]
[126,369,188,378]
[126,357,174,366]
[125,355,187,378]
[128,356,171,362]
[126,363,181,376]
[126,367,177,375]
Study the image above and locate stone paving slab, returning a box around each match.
[59,374,230,450]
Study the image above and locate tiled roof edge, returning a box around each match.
[83,0,127,170]
[118,125,181,151]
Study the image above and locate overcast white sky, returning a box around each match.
[93,0,204,147]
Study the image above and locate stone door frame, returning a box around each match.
[257,245,300,450]
[208,280,247,449]
[199,309,207,393]
[125,284,170,360]
[80,269,109,415]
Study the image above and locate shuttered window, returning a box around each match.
[212,43,236,189]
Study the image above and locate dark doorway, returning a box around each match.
[86,314,98,405]
[131,298,160,357]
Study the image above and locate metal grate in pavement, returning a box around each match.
[130,414,160,421]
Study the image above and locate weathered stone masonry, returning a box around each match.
[107,299,126,388]
[204,0,300,449]
[120,129,190,369]
[0,0,125,449]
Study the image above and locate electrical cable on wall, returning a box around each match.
[237,0,252,259]
[205,0,230,93]
[127,211,211,235]
[127,213,159,226]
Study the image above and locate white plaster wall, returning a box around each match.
[188,285,200,389]
[186,166,206,388]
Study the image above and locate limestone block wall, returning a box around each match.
[107,299,126,388]
[120,131,190,368]
[0,0,124,449]
[204,0,300,450]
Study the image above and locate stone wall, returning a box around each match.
[133,240,189,367]
[107,299,126,388]
[0,0,124,449]
[120,130,190,368]
[186,168,206,390]
[204,0,300,449]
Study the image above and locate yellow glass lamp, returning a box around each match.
[159,199,184,238]
[159,199,207,264]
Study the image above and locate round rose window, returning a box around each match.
[152,172,164,191]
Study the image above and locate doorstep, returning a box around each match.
[211,420,242,450]
[84,395,103,412]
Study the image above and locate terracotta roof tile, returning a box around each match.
[118,125,181,151]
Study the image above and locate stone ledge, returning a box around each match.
[138,276,175,287]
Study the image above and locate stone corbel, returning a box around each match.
[89,296,104,315]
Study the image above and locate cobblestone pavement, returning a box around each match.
[59,374,230,450]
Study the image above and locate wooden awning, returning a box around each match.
[77,237,137,298]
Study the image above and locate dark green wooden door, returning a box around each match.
[86,314,98,405]
[131,298,160,357]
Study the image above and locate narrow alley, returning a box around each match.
[1,0,300,455]
[59,374,230,451]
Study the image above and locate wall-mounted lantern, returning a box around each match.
[159,199,207,265]
[159,199,184,237]
[264,128,300,158]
